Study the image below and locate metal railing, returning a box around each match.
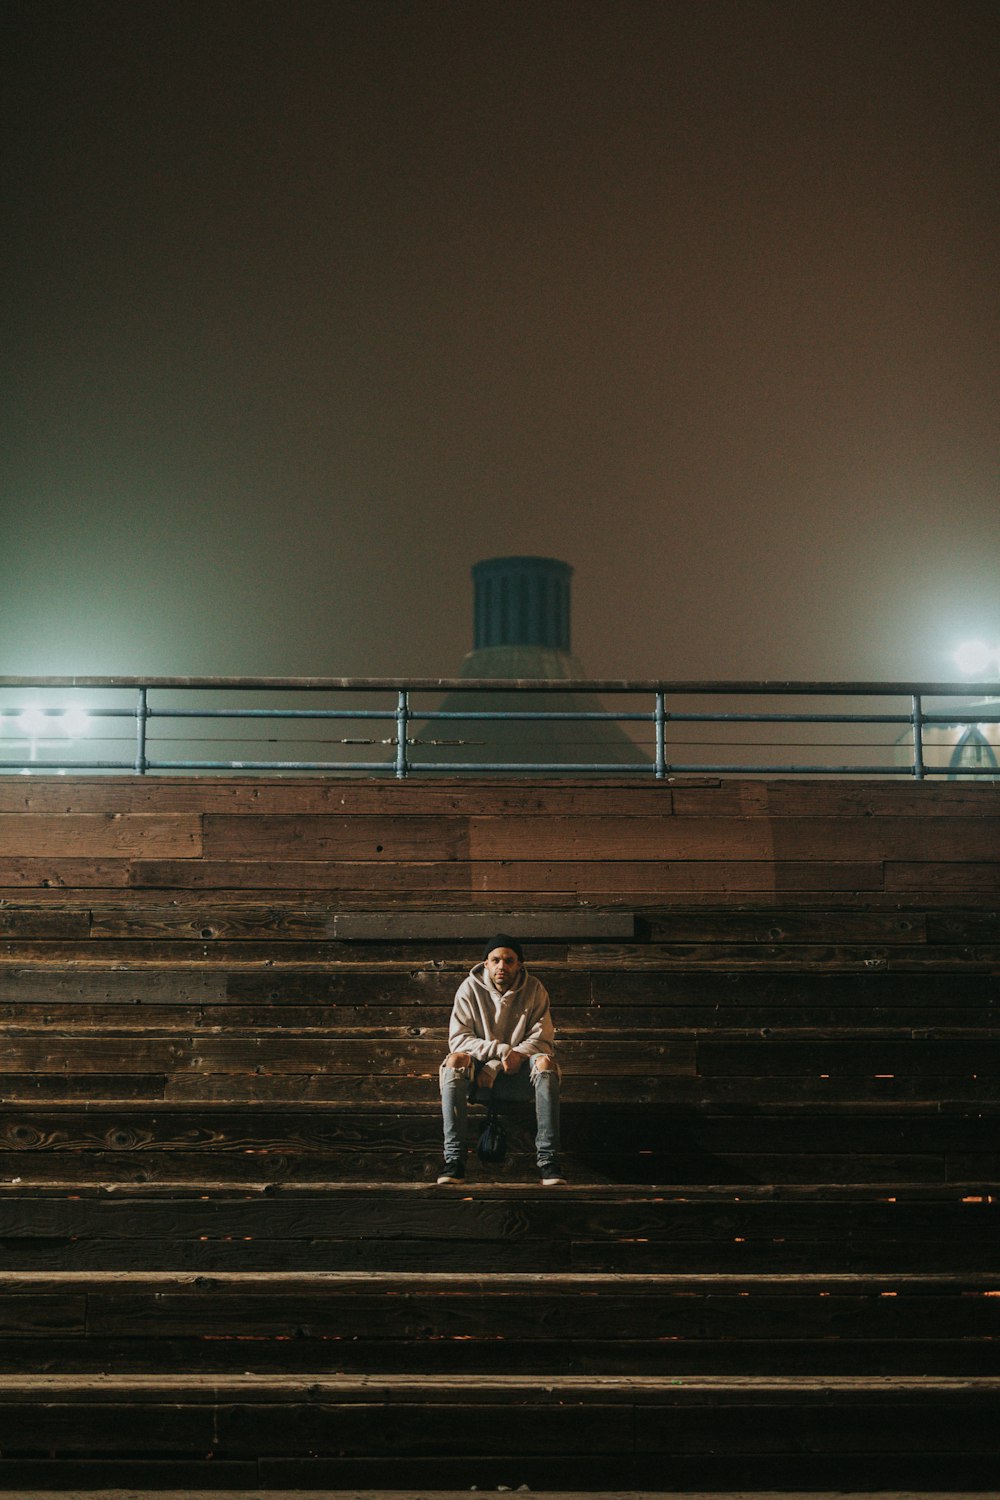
[0,676,998,778]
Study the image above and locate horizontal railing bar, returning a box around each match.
[419,710,650,721]
[2,675,999,695]
[5,705,998,728]
[0,761,137,771]
[150,708,398,720]
[661,712,914,724]
[379,762,657,773]
[148,761,397,771]
[923,714,1000,724]
[1,759,993,775]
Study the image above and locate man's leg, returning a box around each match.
[439,1053,471,1171]
[530,1055,561,1171]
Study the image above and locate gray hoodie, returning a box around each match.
[448,962,556,1068]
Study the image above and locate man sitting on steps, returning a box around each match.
[437,933,564,1186]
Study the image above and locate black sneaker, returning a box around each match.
[436,1157,465,1183]
[539,1161,566,1185]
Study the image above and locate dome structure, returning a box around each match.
[408,557,648,770]
[893,708,1000,778]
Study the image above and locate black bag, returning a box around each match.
[476,1104,508,1165]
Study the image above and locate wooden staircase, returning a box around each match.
[0,775,996,1490]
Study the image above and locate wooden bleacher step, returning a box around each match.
[1,776,997,1491]
[1,1183,996,1272]
[1,1269,997,1376]
[0,1372,995,1492]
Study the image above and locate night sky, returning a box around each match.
[4,0,998,683]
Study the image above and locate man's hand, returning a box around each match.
[502,1050,524,1074]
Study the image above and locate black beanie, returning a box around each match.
[483,933,524,962]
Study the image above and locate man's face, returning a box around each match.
[485,946,522,992]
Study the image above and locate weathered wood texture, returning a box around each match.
[0,777,995,1178]
[0,775,998,904]
[0,1269,996,1376]
[0,776,996,1488]
[0,1372,994,1491]
[1,1183,994,1273]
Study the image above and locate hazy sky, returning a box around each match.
[3,0,997,682]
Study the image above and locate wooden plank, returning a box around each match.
[0,1074,165,1099]
[228,970,460,1004]
[163,1071,1000,1105]
[0,910,89,938]
[13,1233,977,1276]
[14,995,993,1028]
[0,1038,192,1074]
[585,968,1000,1006]
[564,941,1000,971]
[0,1462,256,1488]
[1,998,993,1030]
[0,1237,572,1272]
[1,776,994,820]
[0,1294,86,1335]
[18,1104,980,1163]
[203,814,470,861]
[696,1039,1000,1076]
[471,862,884,895]
[760,782,1000,818]
[0,779,677,817]
[0,1032,697,1077]
[455,814,1000,863]
[8,1271,982,1335]
[8,1331,1000,1377]
[0,859,132,889]
[0,1368,996,1400]
[130,860,474,891]
[887,862,1000,892]
[0,970,227,1003]
[773,817,1000,862]
[332,911,636,940]
[0,1149,971,1189]
[927,912,1000,942]
[0,1402,217,1451]
[0,1397,633,1455]
[0,815,201,858]
[4,934,1000,968]
[217,965,999,1007]
[89,907,338,941]
[84,907,636,942]
[672,782,1000,818]
[9,900,988,944]
[641,912,927,943]
[127,857,885,895]
[465,815,767,861]
[630,1402,1000,1456]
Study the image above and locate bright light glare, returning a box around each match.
[18,707,48,737]
[61,707,91,736]
[954,641,996,676]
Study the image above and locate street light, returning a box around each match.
[60,707,91,737]
[17,707,48,737]
[954,640,999,676]
[11,704,92,769]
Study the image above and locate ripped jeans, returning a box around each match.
[439,1055,561,1166]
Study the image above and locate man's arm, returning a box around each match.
[509,982,556,1059]
[448,988,503,1061]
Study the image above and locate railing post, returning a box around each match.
[655,691,668,779]
[395,689,409,779]
[134,687,148,775]
[911,693,925,781]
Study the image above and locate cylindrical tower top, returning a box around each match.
[471,556,573,652]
